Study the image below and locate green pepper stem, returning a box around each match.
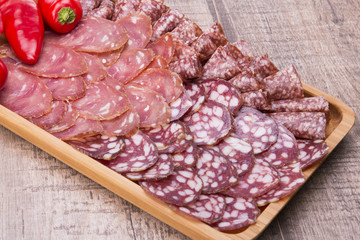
[58,7,76,24]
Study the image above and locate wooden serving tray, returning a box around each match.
[0,82,355,240]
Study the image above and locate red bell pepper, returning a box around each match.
[1,0,44,65]
[0,59,8,90]
[38,0,83,34]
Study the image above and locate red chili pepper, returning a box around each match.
[39,0,83,34]
[0,59,8,90]
[1,0,44,65]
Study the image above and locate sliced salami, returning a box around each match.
[131,68,183,103]
[72,81,129,120]
[269,96,329,112]
[169,41,202,80]
[211,197,259,231]
[41,76,86,101]
[112,0,140,21]
[229,69,260,93]
[91,49,122,67]
[147,56,168,69]
[0,63,52,118]
[158,124,193,154]
[212,134,255,177]
[107,49,154,84]
[136,0,167,23]
[172,144,198,169]
[268,112,326,139]
[251,54,278,80]
[87,0,114,19]
[52,117,103,140]
[183,100,232,146]
[233,40,253,57]
[256,161,305,206]
[151,9,184,41]
[147,33,174,63]
[171,18,203,45]
[105,130,158,172]
[173,194,226,224]
[201,79,244,115]
[125,84,170,128]
[79,0,102,16]
[234,107,278,154]
[28,100,66,130]
[196,147,238,194]
[101,106,140,137]
[139,167,203,206]
[183,82,205,115]
[78,52,107,84]
[261,65,303,100]
[241,90,270,110]
[67,135,125,160]
[124,153,173,181]
[222,158,280,198]
[47,102,79,133]
[117,13,152,50]
[19,43,87,78]
[169,89,193,121]
[257,124,298,167]
[297,139,329,169]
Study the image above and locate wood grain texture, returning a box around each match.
[0,0,359,240]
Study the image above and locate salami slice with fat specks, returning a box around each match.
[28,101,66,130]
[251,54,278,80]
[125,84,170,128]
[118,13,152,50]
[261,65,303,100]
[229,69,260,93]
[269,96,329,112]
[67,135,125,160]
[256,161,305,206]
[52,117,103,140]
[169,41,202,80]
[234,107,278,154]
[91,49,122,67]
[124,153,173,181]
[171,18,203,45]
[147,33,174,63]
[241,90,270,110]
[47,102,79,133]
[112,0,140,21]
[173,194,226,224]
[183,100,232,146]
[268,112,326,139]
[79,0,102,16]
[105,131,158,172]
[147,56,168,69]
[297,139,329,169]
[72,81,129,120]
[222,158,280,198]
[257,124,298,167]
[136,0,167,23]
[132,68,183,103]
[41,76,86,101]
[211,197,259,231]
[151,9,184,41]
[169,89,193,121]
[101,106,140,137]
[201,79,244,115]
[196,147,238,194]
[107,49,154,84]
[140,167,203,206]
[78,52,107,84]
[183,82,205,115]
[87,0,114,19]
[233,40,253,57]
[0,63,52,118]
[158,123,193,154]
[46,17,128,53]
[172,144,198,169]
[19,43,87,78]
[212,134,255,177]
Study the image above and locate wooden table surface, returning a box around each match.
[1,0,359,239]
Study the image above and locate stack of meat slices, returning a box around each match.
[0,0,331,232]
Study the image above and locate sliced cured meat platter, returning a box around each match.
[0,5,356,240]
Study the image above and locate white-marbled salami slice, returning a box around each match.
[169,89,193,121]
[87,0,114,19]
[125,84,170,128]
[52,117,103,140]
[269,96,330,112]
[28,100,66,130]
[212,133,255,177]
[172,143,198,169]
[183,82,206,115]
[41,76,86,101]
[131,68,183,103]
[118,13,152,50]
[201,79,244,115]
[233,40,253,57]
[222,158,280,198]
[105,130,158,172]
[0,63,52,118]
[79,0,102,16]
[257,124,298,167]
[151,9,184,41]
[183,100,232,146]
[234,107,278,154]
[171,18,203,46]
[139,167,203,206]
[136,0,167,23]
[256,161,305,206]
[78,52,107,84]
[196,147,238,194]
[72,81,129,120]
[90,49,122,67]
[147,56,168,69]
[241,90,270,110]
[268,112,326,139]
[124,153,173,181]
[112,0,140,21]
[297,139,329,169]
[229,69,260,93]
[173,194,226,224]
[147,33,174,63]
[67,135,125,160]
[251,54,278,80]
[211,197,259,231]
[107,49,154,84]
[47,102,79,133]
